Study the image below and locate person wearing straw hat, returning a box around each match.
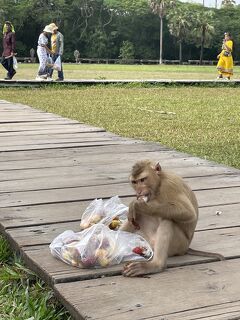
[1,21,16,80]
[48,22,64,81]
[36,25,53,80]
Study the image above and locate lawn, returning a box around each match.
[3,62,240,80]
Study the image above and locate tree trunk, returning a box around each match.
[179,40,182,64]
[199,28,205,65]
[159,16,163,64]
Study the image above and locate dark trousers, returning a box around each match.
[49,54,64,80]
[1,56,15,78]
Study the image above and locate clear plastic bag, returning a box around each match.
[13,56,18,70]
[80,196,128,230]
[49,224,153,268]
[46,55,53,67]
[52,56,61,71]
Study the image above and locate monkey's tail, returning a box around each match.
[187,248,225,261]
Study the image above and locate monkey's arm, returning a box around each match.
[132,195,197,223]
[119,219,136,233]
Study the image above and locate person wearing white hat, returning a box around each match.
[35,25,53,80]
[48,23,64,81]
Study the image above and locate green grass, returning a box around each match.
[0,236,72,320]
[4,62,240,80]
[0,84,239,168]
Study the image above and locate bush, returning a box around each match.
[119,40,135,64]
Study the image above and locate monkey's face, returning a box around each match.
[130,169,159,201]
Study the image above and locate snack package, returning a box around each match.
[50,224,153,268]
[80,196,128,230]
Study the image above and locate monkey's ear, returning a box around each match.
[155,162,162,173]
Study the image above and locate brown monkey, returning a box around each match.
[121,160,223,277]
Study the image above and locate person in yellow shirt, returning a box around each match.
[48,23,64,81]
[216,32,233,80]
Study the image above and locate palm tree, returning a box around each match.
[221,0,236,7]
[148,0,175,64]
[167,6,192,63]
[190,10,215,65]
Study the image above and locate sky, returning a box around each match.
[181,0,240,8]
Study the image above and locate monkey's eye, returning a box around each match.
[131,180,137,184]
[140,177,146,183]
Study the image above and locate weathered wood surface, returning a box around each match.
[54,260,240,320]
[0,100,240,320]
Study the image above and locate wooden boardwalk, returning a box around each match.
[0,99,240,320]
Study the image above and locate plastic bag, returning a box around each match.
[52,56,61,71]
[13,56,18,70]
[49,224,153,268]
[46,55,53,67]
[223,50,231,57]
[80,196,128,230]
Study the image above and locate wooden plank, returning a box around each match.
[0,131,117,140]
[0,139,134,152]
[0,172,239,193]
[0,133,124,147]
[0,201,239,231]
[161,301,240,320]
[0,101,37,110]
[0,151,221,171]
[0,119,79,125]
[53,259,240,320]
[1,160,237,181]
[0,178,239,207]
[0,122,84,132]
[0,117,76,123]
[0,143,166,162]
[0,125,105,135]
[0,115,66,121]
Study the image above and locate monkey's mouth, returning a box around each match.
[137,194,150,202]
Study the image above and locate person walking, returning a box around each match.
[36,25,53,80]
[74,49,80,63]
[216,32,233,80]
[1,21,16,80]
[48,23,64,81]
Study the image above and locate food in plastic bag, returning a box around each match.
[50,224,153,268]
[80,196,128,230]
[52,56,62,71]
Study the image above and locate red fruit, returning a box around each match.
[81,256,97,267]
[132,246,143,255]
[131,219,140,230]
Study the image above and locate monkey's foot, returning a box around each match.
[122,261,164,277]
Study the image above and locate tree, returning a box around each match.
[221,0,236,8]
[190,9,215,64]
[119,40,135,63]
[167,5,192,63]
[148,0,175,64]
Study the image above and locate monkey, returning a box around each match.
[120,160,224,277]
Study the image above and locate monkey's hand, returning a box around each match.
[128,200,141,230]
[134,198,149,216]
